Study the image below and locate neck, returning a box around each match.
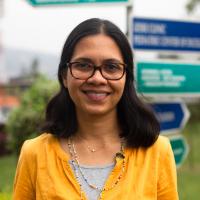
[75,109,121,143]
[65,110,124,166]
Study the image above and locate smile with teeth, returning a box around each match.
[83,91,109,101]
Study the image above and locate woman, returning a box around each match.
[13,18,179,200]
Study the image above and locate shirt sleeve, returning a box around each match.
[157,137,179,200]
[13,141,36,200]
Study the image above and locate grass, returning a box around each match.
[0,193,12,200]
[0,154,16,200]
[0,123,200,200]
[178,167,200,200]
[177,122,200,200]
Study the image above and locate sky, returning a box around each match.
[0,0,190,55]
[1,0,198,82]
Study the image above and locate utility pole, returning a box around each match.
[126,4,133,41]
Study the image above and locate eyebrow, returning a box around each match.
[71,58,91,62]
[71,57,123,63]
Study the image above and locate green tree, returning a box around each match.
[6,75,58,155]
[29,58,40,78]
[186,0,200,13]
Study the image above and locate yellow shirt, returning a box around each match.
[13,133,179,200]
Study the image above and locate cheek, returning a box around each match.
[119,84,125,99]
[118,77,126,94]
[65,75,84,102]
[111,78,126,100]
[119,79,126,100]
[63,70,76,89]
[66,81,78,105]
[66,78,76,97]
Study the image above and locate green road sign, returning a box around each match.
[169,135,189,168]
[28,0,129,6]
[136,61,200,96]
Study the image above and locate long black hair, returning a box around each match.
[41,18,160,148]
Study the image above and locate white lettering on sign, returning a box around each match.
[173,148,184,155]
[141,69,186,88]
[134,22,166,34]
[134,35,200,49]
[161,37,180,47]
[134,35,160,46]
[156,111,175,123]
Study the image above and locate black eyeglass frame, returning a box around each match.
[66,61,127,81]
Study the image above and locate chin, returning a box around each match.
[85,109,108,116]
[81,105,116,116]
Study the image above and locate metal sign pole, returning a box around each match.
[126,4,132,40]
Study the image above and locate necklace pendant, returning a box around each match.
[116,152,125,159]
[87,146,96,153]
[91,149,96,153]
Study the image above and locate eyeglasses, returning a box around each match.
[67,61,126,80]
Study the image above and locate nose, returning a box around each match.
[86,68,107,84]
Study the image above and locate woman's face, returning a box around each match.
[63,34,126,116]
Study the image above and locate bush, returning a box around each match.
[6,75,58,155]
[187,100,200,122]
[0,124,10,156]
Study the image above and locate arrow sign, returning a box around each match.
[151,102,190,134]
[169,135,189,168]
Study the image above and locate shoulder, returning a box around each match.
[153,135,171,151]
[20,133,57,157]
[147,135,172,158]
[151,136,175,168]
[126,135,173,165]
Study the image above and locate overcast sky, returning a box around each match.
[0,0,190,55]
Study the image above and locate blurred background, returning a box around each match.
[0,0,200,199]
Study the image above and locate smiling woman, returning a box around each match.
[63,34,126,116]
[13,18,179,200]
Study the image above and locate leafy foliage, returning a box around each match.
[188,101,200,122]
[186,0,200,13]
[6,75,58,155]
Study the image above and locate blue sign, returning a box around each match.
[132,17,200,52]
[151,102,190,133]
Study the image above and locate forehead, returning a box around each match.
[71,34,123,62]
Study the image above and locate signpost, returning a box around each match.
[169,135,189,168]
[132,17,193,168]
[151,102,190,134]
[136,61,200,96]
[28,0,130,6]
[132,17,200,52]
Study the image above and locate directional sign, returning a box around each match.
[28,0,130,6]
[169,135,189,168]
[132,17,200,52]
[136,61,200,96]
[151,102,190,134]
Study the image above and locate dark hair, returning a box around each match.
[41,18,160,148]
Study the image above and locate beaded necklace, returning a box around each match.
[68,138,125,200]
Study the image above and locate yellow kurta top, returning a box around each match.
[13,133,179,200]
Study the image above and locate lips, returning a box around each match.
[83,90,110,101]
